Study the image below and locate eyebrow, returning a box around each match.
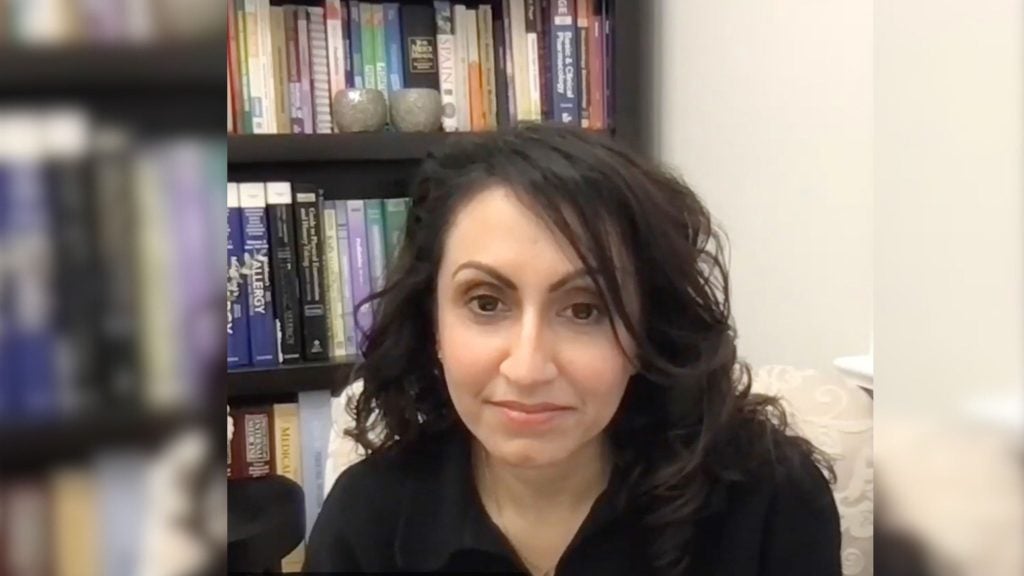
[451,261,592,293]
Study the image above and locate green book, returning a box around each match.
[382,198,408,268]
[372,3,389,103]
[365,199,387,292]
[360,2,377,89]
[236,0,253,133]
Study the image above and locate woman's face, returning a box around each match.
[436,187,636,468]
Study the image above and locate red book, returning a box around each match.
[229,406,276,479]
[589,1,605,129]
[227,0,244,133]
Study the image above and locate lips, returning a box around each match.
[489,400,572,414]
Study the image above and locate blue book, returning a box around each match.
[298,389,333,541]
[348,1,364,88]
[342,1,354,87]
[238,182,278,367]
[226,183,251,368]
[334,201,357,357]
[550,0,578,124]
[346,200,373,352]
[0,167,11,416]
[384,3,405,92]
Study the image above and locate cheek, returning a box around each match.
[436,302,503,402]
[558,335,632,419]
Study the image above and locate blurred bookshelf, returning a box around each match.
[227,360,357,399]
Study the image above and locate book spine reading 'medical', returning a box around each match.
[239,182,278,367]
[227,183,251,368]
[265,181,303,364]
[293,185,329,361]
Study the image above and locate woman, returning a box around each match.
[305,125,840,575]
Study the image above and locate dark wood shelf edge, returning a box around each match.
[227,360,358,399]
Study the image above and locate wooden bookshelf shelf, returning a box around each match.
[227,360,358,399]
[227,132,463,164]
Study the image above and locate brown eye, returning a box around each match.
[469,294,504,314]
[566,303,603,322]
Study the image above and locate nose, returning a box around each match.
[499,310,558,387]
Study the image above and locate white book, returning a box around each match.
[308,7,334,134]
[525,0,541,122]
[325,0,347,133]
[434,1,458,132]
[321,206,346,359]
[334,201,357,356]
[453,4,471,131]
[244,0,269,133]
[508,0,532,122]
[257,0,278,133]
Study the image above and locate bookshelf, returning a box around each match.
[227,359,357,399]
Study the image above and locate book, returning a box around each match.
[321,204,346,359]
[365,199,387,292]
[508,0,531,122]
[308,6,333,134]
[265,182,303,364]
[298,389,333,541]
[501,0,517,124]
[228,0,245,132]
[52,467,98,576]
[243,0,269,133]
[296,7,316,133]
[577,0,589,127]
[465,9,485,131]
[270,6,292,133]
[257,0,279,133]
[588,0,604,129]
[348,1,364,88]
[346,200,372,351]
[551,0,578,124]
[539,0,551,121]
[603,0,613,128]
[227,183,250,368]
[340,1,353,89]
[273,402,306,571]
[4,481,51,576]
[325,0,347,127]
[230,405,276,479]
[434,1,457,132]
[359,1,376,90]
[382,198,408,273]
[478,5,498,129]
[372,3,388,103]
[453,4,471,131]
[334,201,357,356]
[284,6,305,132]
[294,185,329,361]
[525,0,542,121]
[94,453,147,576]
[236,0,253,132]
[400,2,439,90]
[492,0,511,127]
[384,2,405,93]
[239,182,277,367]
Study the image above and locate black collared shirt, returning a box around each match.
[305,430,841,575]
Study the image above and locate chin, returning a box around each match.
[482,435,572,468]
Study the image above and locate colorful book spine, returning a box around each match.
[297,8,316,133]
[577,0,590,127]
[308,6,334,134]
[341,2,354,89]
[228,0,245,133]
[257,0,279,133]
[538,0,551,121]
[478,5,498,129]
[434,1,457,132]
[273,402,306,571]
[230,405,275,479]
[588,0,604,129]
[348,1,364,88]
[359,2,377,90]
[270,6,292,133]
[372,3,388,102]
[384,2,405,93]
[321,204,347,359]
[525,0,542,121]
[501,0,517,124]
[236,0,253,133]
[227,183,250,368]
[551,0,578,124]
[239,182,277,367]
[265,182,303,363]
[285,6,305,132]
[325,0,347,126]
[453,4,471,131]
[400,2,439,90]
[334,201,357,356]
[508,0,531,122]
[243,0,269,133]
[346,200,373,351]
[298,390,332,541]
[294,186,329,361]
[382,198,408,271]
[365,199,387,292]
[466,9,485,131]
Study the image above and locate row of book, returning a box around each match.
[228,391,334,572]
[227,181,408,368]
[1,109,222,421]
[227,0,613,134]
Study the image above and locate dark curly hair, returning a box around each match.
[345,124,833,576]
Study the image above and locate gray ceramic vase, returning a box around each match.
[333,89,387,132]
[389,88,443,132]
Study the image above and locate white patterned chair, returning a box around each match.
[751,365,875,576]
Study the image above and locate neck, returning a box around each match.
[473,436,613,517]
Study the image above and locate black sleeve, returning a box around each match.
[303,467,367,572]
[760,457,842,576]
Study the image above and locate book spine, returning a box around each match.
[538,0,551,121]
[297,390,332,540]
[466,9,485,131]
[384,3,405,93]
[226,183,251,368]
[285,6,304,133]
[244,0,268,133]
[228,0,244,133]
[334,201,357,356]
[273,403,306,571]
[265,182,303,363]
[577,0,589,127]
[321,205,347,359]
[236,0,253,133]
[434,1,457,132]
[341,1,353,89]
[239,183,277,367]
[294,187,329,361]
[382,197,408,271]
[400,3,439,90]
[502,0,518,124]
[478,6,498,129]
[270,6,292,134]
[372,3,388,103]
[257,0,278,133]
[359,2,376,90]
[491,1,511,127]
[308,6,333,134]
[348,1,364,88]
[235,406,276,478]
[297,8,317,133]
[453,4,471,131]
[551,0,578,124]
[508,0,530,122]
[589,0,604,129]
[325,0,347,125]
[525,0,542,121]
[365,199,387,292]
[345,200,373,352]
[603,0,613,128]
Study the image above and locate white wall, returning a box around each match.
[651,0,874,374]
